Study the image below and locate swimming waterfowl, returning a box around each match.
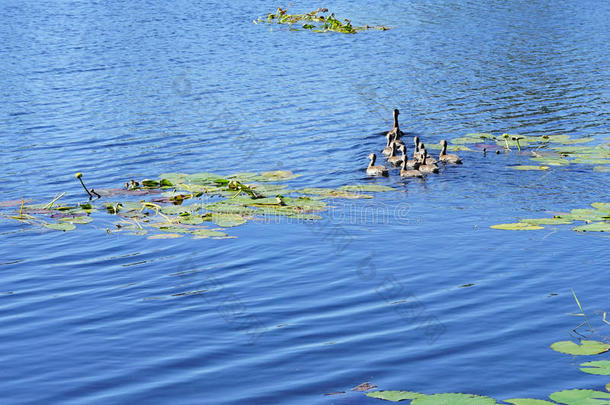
[386,108,404,139]
[387,142,404,166]
[418,142,437,164]
[366,153,389,176]
[400,144,418,168]
[412,136,421,159]
[418,150,439,174]
[400,158,423,178]
[438,139,463,164]
[382,133,395,156]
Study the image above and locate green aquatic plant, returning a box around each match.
[550,340,610,355]
[254,7,390,34]
[579,361,610,375]
[2,171,396,239]
[491,202,610,233]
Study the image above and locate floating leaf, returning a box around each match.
[258,170,300,181]
[510,165,549,171]
[593,166,610,173]
[44,222,76,231]
[573,222,610,232]
[147,233,184,239]
[179,214,206,225]
[59,216,93,224]
[490,223,544,230]
[549,389,610,404]
[365,391,424,401]
[191,229,229,239]
[339,185,396,192]
[160,204,200,215]
[519,218,573,225]
[411,393,497,405]
[504,399,557,405]
[186,172,227,185]
[550,340,610,355]
[579,361,610,375]
[212,213,247,228]
[530,157,570,166]
[591,203,610,212]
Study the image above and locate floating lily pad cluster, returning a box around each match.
[361,338,610,404]
[1,171,396,239]
[254,7,390,33]
[449,133,610,171]
[490,202,610,232]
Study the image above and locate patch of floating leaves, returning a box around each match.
[450,132,610,171]
[360,336,610,403]
[254,7,390,34]
[1,171,396,239]
[491,202,610,233]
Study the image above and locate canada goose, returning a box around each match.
[382,133,395,156]
[412,136,420,159]
[387,142,404,166]
[418,150,439,174]
[400,144,418,168]
[439,139,463,164]
[387,108,404,139]
[400,158,423,178]
[418,142,437,164]
[367,153,389,176]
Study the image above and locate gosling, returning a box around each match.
[418,150,439,174]
[438,139,462,164]
[367,153,389,176]
[400,158,423,178]
[387,142,404,166]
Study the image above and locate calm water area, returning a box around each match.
[1,1,609,404]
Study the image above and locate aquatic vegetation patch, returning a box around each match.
[450,133,610,170]
[490,202,610,233]
[254,7,390,34]
[362,335,610,404]
[1,172,397,239]
[579,361,610,375]
[551,340,610,355]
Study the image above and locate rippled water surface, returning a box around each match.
[1,1,609,404]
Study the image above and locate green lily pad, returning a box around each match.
[579,361,610,375]
[258,170,300,181]
[147,233,184,239]
[59,216,93,224]
[510,165,549,171]
[365,391,424,401]
[160,204,200,215]
[411,393,497,405]
[491,223,544,230]
[593,166,610,173]
[550,340,610,355]
[549,389,610,404]
[519,218,573,225]
[212,213,247,228]
[186,172,227,185]
[44,222,76,231]
[591,203,610,212]
[572,158,610,165]
[558,209,610,222]
[504,399,557,405]
[530,157,570,166]
[338,185,396,192]
[573,222,610,232]
[178,214,206,225]
[191,229,229,239]
[543,135,595,145]
[451,134,495,145]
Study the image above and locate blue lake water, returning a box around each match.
[1,1,609,404]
